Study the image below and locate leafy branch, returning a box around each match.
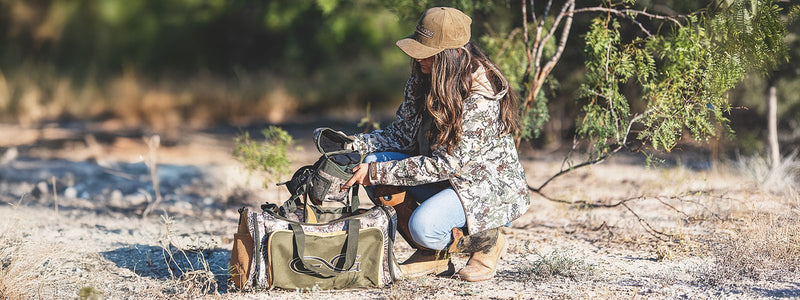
[510,0,790,183]
[508,0,792,237]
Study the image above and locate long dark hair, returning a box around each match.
[411,42,520,154]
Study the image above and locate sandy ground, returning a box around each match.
[1,122,799,299]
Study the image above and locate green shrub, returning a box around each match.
[232,126,293,187]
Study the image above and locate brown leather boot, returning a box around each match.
[456,231,508,282]
[399,250,454,278]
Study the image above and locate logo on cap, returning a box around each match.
[415,24,434,39]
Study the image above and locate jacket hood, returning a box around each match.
[470,64,509,100]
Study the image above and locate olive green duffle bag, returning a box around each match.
[230,190,402,290]
[230,127,402,290]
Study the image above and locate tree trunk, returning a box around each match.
[768,85,779,168]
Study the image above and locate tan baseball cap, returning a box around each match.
[396,7,472,59]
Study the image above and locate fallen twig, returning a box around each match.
[530,189,732,241]
[142,135,162,218]
[51,176,58,215]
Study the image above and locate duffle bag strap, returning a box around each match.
[304,183,361,216]
[273,182,361,219]
[347,183,360,213]
[288,219,361,278]
[276,192,303,214]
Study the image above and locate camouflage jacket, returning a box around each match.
[352,65,530,234]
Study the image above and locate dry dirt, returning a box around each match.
[1,121,799,299]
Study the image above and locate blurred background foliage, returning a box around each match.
[0,0,413,129]
[0,0,797,154]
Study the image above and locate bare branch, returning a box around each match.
[532,107,653,192]
[528,149,614,192]
[541,0,553,26]
[530,189,673,240]
[522,0,533,94]
[534,0,575,76]
[532,189,642,208]
[529,0,575,107]
[622,110,651,146]
[621,202,671,241]
[529,190,729,241]
[572,6,685,28]
[531,0,554,81]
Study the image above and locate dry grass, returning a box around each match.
[156,214,221,298]
[0,243,45,299]
[509,242,595,282]
[0,211,56,300]
[735,152,800,202]
[696,213,800,286]
[175,270,218,297]
[0,67,300,130]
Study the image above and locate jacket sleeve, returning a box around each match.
[368,151,465,186]
[351,75,420,154]
[368,95,498,186]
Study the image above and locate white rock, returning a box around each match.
[36,181,49,196]
[64,187,78,199]
[0,147,17,164]
[108,190,125,207]
[175,200,193,211]
[124,194,147,206]
[111,189,123,202]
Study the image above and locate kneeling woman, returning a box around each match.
[344,7,530,282]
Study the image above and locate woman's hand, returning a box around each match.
[343,163,371,190]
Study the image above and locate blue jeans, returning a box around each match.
[363,152,467,250]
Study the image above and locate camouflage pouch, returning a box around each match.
[308,152,361,202]
[276,128,361,205]
[308,128,362,203]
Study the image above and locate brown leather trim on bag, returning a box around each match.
[374,185,406,207]
[374,188,429,250]
[231,211,254,289]
[231,233,254,288]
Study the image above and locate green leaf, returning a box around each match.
[317,0,339,15]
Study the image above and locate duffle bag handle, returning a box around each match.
[288,219,361,278]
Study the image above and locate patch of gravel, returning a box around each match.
[2,129,799,299]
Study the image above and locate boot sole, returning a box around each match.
[458,236,509,282]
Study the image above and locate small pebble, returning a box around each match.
[108,190,125,207]
[37,181,50,196]
[124,194,147,206]
[64,187,78,199]
[175,201,193,211]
